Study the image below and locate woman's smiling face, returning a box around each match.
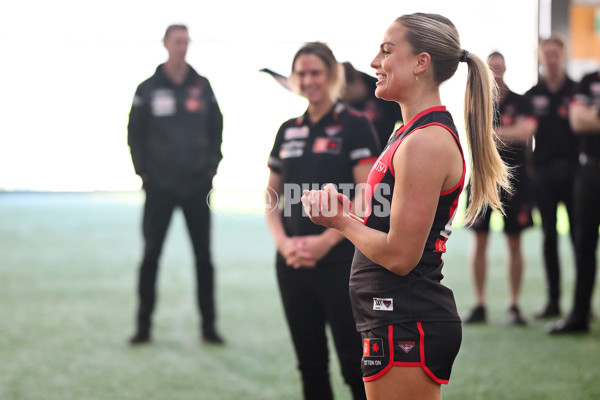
[371,22,418,103]
[292,54,331,105]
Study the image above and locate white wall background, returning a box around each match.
[0,0,539,193]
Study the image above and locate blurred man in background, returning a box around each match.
[548,69,600,334]
[127,24,224,345]
[525,37,578,319]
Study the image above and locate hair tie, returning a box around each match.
[460,50,469,63]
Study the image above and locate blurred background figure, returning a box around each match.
[339,61,403,149]
[127,24,224,345]
[525,36,579,319]
[548,69,600,334]
[260,61,402,151]
[265,42,378,400]
[463,52,537,326]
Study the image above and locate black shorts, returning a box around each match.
[467,181,533,234]
[360,321,462,384]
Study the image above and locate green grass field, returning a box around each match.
[1,191,599,400]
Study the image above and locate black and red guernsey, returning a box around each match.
[349,106,465,331]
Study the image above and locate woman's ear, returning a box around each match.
[414,52,431,75]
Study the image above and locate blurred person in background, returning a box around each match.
[265,42,379,400]
[261,62,402,151]
[127,24,224,345]
[463,51,537,326]
[525,37,578,319]
[548,69,600,334]
[340,61,403,149]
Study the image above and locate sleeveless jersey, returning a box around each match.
[349,106,465,331]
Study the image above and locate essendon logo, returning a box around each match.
[373,297,393,311]
[324,124,342,136]
[399,341,416,353]
[363,338,384,357]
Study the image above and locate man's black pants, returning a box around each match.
[572,163,600,319]
[531,163,576,304]
[135,182,216,334]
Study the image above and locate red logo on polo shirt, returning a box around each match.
[313,137,341,154]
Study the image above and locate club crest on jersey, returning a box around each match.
[399,341,415,353]
[324,124,342,136]
[373,298,393,311]
[187,85,203,97]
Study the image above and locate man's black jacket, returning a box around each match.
[128,64,223,196]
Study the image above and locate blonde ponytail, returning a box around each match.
[462,53,512,223]
[397,13,511,223]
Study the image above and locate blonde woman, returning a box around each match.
[265,42,379,400]
[302,14,510,400]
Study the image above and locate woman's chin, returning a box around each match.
[374,87,392,101]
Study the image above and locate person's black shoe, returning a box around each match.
[202,329,225,345]
[463,305,486,323]
[534,301,561,319]
[507,305,527,326]
[547,315,589,335]
[129,330,151,345]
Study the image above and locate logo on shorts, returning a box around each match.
[399,341,416,353]
[363,338,384,357]
[373,298,393,311]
